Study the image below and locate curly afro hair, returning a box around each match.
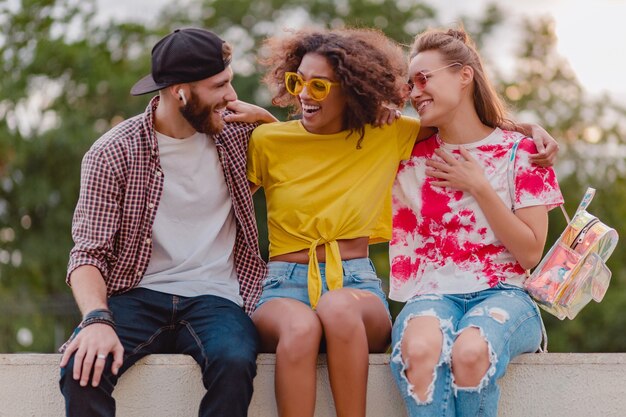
[260,28,407,148]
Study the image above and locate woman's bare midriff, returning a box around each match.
[270,237,369,264]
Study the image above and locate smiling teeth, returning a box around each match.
[417,100,431,112]
[302,104,321,113]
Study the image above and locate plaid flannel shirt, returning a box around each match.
[67,96,267,315]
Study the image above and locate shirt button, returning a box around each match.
[145,238,152,244]
[156,171,162,177]
[148,203,155,209]
[137,271,142,276]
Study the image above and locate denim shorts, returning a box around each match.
[256,257,389,313]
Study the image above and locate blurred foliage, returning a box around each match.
[0,0,624,353]
[500,18,626,352]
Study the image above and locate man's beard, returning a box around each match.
[179,90,225,136]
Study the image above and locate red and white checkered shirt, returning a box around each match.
[67,96,267,315]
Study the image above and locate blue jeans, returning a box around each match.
[256,257,390,314]
[390,283,542,417]
[59,288,259,417]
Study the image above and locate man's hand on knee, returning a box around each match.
[59,323,124,388]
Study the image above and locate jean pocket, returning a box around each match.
[496,281,524,291]
[496,282,537,309]
[344,270,381,286]
[262,272,289,289]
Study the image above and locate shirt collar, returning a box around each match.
[141,95,160,152]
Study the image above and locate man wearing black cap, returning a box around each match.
[58,27,276,417]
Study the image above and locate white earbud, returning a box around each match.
[178,89,187,106]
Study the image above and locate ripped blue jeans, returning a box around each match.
[390,283,542,417]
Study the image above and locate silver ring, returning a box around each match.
[96,354,106,360]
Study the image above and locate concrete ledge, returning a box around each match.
[1,353,625,416]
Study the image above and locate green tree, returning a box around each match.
[1,0,624,353]
[501,18,626,352]
[0,0,156,351]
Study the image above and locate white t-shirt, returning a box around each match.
[139,131,242,306]
[389,128,563,302]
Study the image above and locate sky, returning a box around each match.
[91,0,626,105]
[436,0,626,104]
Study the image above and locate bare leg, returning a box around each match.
[315,289,391,417]
[253,299,322,417]
[400,316,443,401]
[451,327,490,387]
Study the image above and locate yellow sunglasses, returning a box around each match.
[284,72,340,101]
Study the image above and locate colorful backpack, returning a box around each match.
[507,140,619,319]
[524,188,618,319]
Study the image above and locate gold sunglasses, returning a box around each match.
[284,72,340,101]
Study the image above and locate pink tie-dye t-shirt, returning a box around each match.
[389,128,563,302]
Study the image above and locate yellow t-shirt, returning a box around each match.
[247,116,421,308]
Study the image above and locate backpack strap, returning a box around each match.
[508,137,551,352]
[575,187,596,215]
[507,138,522,211]
[507,137,572,223]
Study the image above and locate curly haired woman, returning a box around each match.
[246,28,419,417]
[244,28,558,417]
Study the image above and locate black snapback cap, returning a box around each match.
[131,28,231,96]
